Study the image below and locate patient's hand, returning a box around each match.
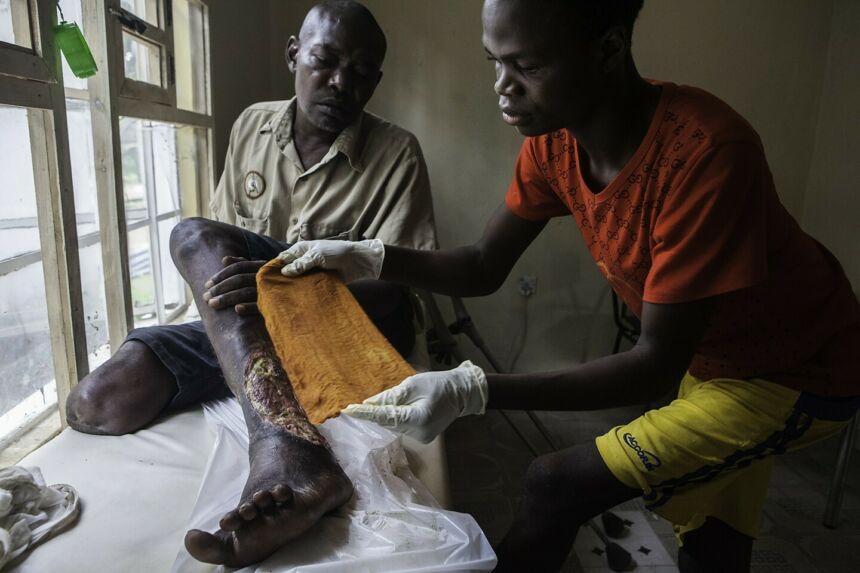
[203,256,267,315]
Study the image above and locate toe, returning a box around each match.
[219,510,243,532]
[253,489,275,509]
[272,484,294,504]
[238,502,258,521]
[184,529,233,565]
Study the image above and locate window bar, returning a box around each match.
[0,250,43,277]
[142,122,167,325]
[0,229,102,278]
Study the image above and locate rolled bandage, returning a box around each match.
[256,260,416,425]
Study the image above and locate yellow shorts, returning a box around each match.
[595,373,858,539]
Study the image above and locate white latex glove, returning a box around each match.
[277,239,384,283]
[342,360,488,444]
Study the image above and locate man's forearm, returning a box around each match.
[347,280,409,318]
[486,346,684,412]
[381,244,506,297]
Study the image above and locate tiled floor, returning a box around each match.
[444,406,860,572]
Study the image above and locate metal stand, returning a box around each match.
[823,411,859,528]
[417,290,560,453]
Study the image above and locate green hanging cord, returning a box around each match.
[54,0,98,78]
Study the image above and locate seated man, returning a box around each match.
[66,0,435,566]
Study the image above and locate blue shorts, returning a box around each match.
[127,228,415,410]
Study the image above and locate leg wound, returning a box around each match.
[244,350,327,448]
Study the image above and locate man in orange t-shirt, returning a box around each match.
[278,1,860,571]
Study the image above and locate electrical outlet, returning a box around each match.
[518,274,537,297]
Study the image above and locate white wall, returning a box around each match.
[209,0,308,176]
[208,1,856,373]
[635,0,834,219]
[802,0,860,289]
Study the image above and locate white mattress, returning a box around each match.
[10,407,454,572]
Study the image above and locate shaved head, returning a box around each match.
[300,0,387,64]
[287,1,387,136]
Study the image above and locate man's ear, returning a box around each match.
[286,35,299,73]
[598,25,629,74]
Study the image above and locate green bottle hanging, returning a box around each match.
[54,2,97,79]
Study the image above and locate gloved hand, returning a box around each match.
[277,239,384,283]
[342,360,488,444]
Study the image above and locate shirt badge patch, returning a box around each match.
[244,171,266,199]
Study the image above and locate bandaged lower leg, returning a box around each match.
[256,260,416,425]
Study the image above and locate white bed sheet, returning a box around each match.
[10,405,456,573]
[8,332,483,572]
[12,409,214,572]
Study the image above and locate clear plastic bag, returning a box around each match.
[171,398,496,573]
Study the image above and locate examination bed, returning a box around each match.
[9,339,495,572]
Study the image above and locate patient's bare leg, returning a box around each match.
[171,218,353,567]
[66,341,176,435]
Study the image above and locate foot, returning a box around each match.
[184,432,354,567]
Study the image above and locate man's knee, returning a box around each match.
[524,452,576,509]
[526,454,559,493]
[524,444,639,519]
[169,217,245,268]
[678,517,753,573]
[66,341,176,436]
[66,372,134,436]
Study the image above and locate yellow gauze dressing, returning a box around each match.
[256,260,416,425]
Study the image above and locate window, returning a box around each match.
[66,97,111,370]
[173,0,208,114]
[110,0,213,329]
[111,0,174,105]
[120,0,159,26]
[121,118,209,326]
[0,105,61,463]
[0,0,32,48]
[122,32,163,87]
[0,0,212,464]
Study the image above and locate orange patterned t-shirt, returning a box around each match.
[506,82,860,396]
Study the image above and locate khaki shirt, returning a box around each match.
[210,98,437,250]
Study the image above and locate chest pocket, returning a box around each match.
[299,222,360,241]
[233,200,269,235]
